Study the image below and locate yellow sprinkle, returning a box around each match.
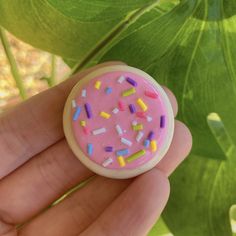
[100,111,111,119]
[132,124,143,131]
[80,120,86,127]
[117,156,126,167]
[151,140,157,152]
[137,98,148,111]
[122,87,136,97]
[95,81,101,90]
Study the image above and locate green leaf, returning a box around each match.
[1,0,236,235]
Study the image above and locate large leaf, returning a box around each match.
[1,0,236,235]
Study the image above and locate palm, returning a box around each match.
[0,62,191,236]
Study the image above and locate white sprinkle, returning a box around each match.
[121,137,132,146]
[117,75,125,84]
[136,131,144,142]
[82,89,87,97]
[102,157,113,167]
[147,116,153,122]
[132,120,138,126]
[71,99,77,108]
[92,127,107,135]
[112,108,119,114]
[116,125,123,135]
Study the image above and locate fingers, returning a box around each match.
[80,169,169,236]
[19,177,131,236]
[19,170,169,236]
[0,140,93,225]
[0,61,125,179]
[162,86,178,117]
[0,120,191,227]
[157,120,192,176]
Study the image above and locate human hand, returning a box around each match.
[0,62,192,236]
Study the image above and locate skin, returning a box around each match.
[0,62,192,236]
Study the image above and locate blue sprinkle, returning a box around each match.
[87,143,93,156]
[105,87,112,94]
[116,149,129,156]
[73,107,81,121]
[144,139,150,148]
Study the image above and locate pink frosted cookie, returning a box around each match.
[63,65,174,179]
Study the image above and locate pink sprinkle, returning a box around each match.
[83,127,89,135]
[118,101,125,111]
[145,90,158,99]
[136,112,146,119]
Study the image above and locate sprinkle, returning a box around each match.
[92,127,106,135]
[85,103,92,119]
[102,157,113,167]
[132,120,138,126]
[160,115,165,128]
[80,120,86,127]
[117,156,126,167]
[136,112,146,119]
[116,149,129,156]
[147,131,155,140]
[144,90,158,99]
[73,107,81,121]
[118,101,125,111]
[151,140,157,152]
[87,143,93,156]
[95,81,101,90]
[83,127,89,135]
[105,87,112,94]
[129,104,136,114]
[133,124,143,131]
[82,89,87,97]
[71,99,77,108]
[122,88,136,97]
[112,108,119,114]
[121,137,132,146]
[137,98,148,111]
[126,77,137,87]
[117,75,125,84]
[136,131,144,142]
[126,150,146,163]
[105,146,113,152]
[115,124,123,135]
[144,139,150,148]
[100,111,111,119]
[147,116,153,122]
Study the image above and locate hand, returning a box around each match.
[0,62,192,236]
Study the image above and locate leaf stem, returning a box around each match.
[0,27,27,99]
[69,0,161,75]
[48,54,56,87]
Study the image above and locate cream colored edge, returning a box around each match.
[63,65,175,179]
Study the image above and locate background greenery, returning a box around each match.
[0,0,236,235]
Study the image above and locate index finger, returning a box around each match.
[0,61,125,179]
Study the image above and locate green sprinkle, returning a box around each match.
[126,150,146,163]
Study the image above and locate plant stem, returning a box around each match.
[48,54,56,87]
[0,27,27,99]
[69,0,161,76]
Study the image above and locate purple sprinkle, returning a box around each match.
[129,104,136,114]
[85,103,92,119]
[147,131,155,140]
[105,146,113,152]
[160,115,165,128]
[126,77,137,87]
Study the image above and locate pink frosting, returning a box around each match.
[71,71,168,170]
